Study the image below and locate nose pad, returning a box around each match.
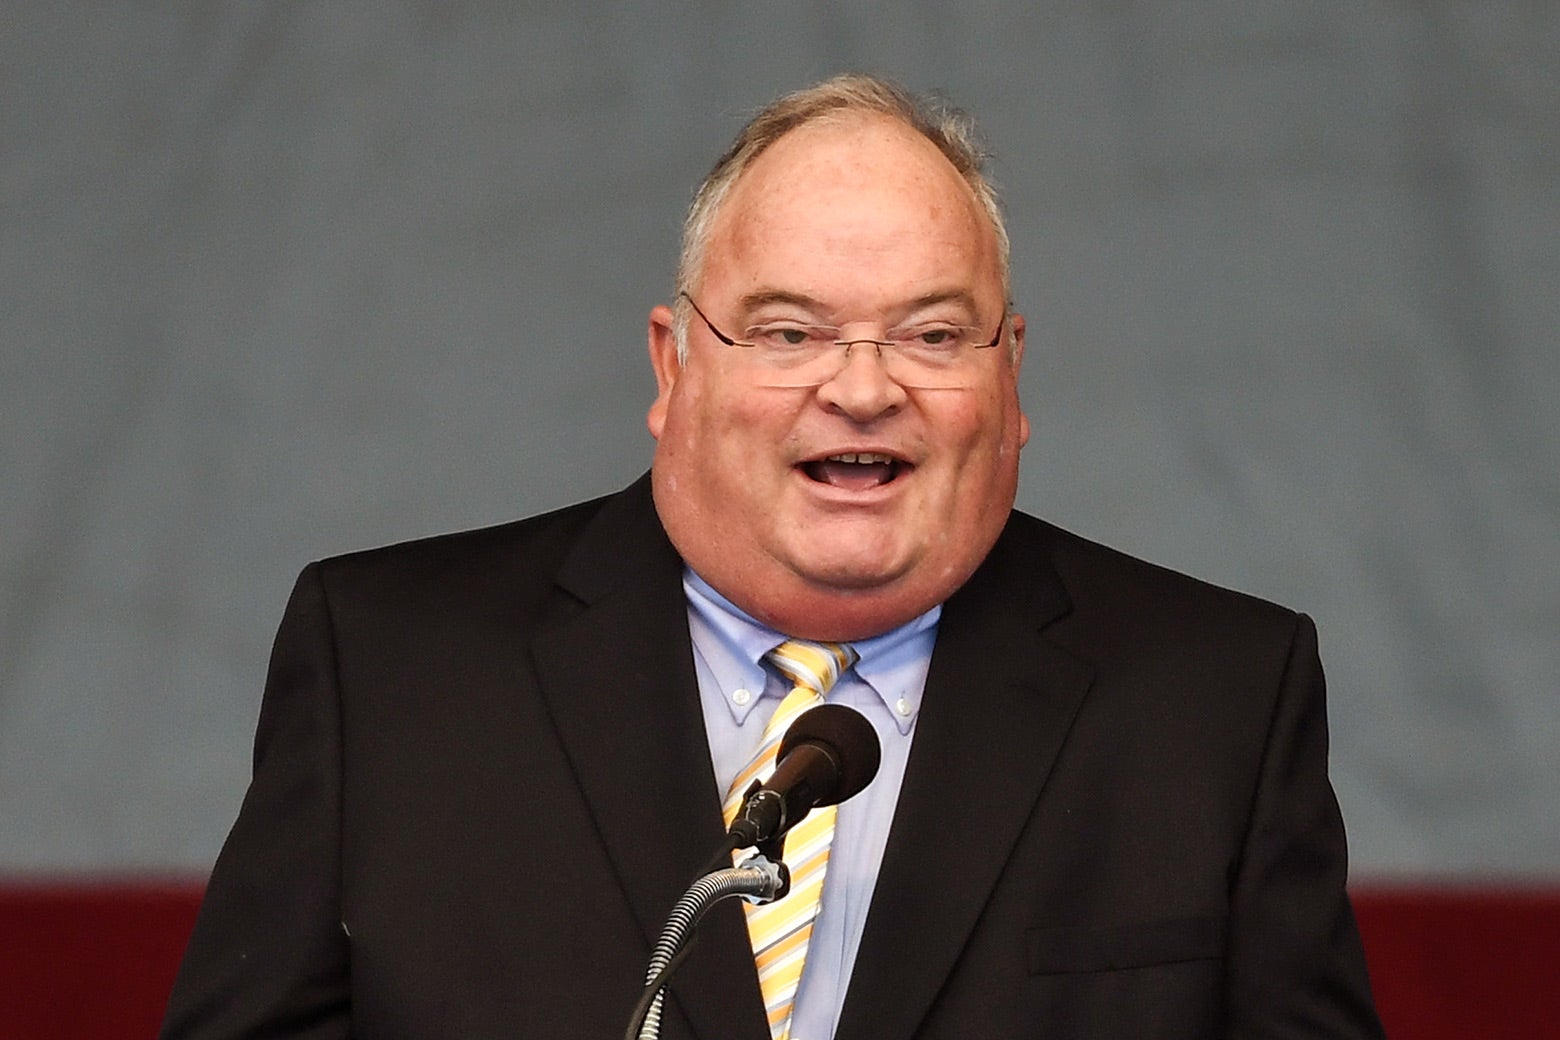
[826,339,907,393]
[837,339,891,367]
[833,340,902,387]
[817,339,908,417]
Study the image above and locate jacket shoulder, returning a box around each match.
[300,476,669,623]
[317,491,610,583]
[999,510,1304,647]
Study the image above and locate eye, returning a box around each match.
[747,323,823,349]
[898,324,968,350]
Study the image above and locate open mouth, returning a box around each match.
[800,452,907,491]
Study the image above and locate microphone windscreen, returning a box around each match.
[776,704,881,806]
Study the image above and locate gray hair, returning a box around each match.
[672,74,1013,361]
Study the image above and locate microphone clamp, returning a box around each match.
[728,785,787,849]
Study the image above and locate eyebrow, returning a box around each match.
[903,289,982,316]
[734,288,986,321]
[734,289,825,314]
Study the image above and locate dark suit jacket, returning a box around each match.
[162,475,1382,1039]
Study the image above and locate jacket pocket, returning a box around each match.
[1027,914,1227,975]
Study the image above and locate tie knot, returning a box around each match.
[765,639,858,696]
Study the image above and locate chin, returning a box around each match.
[804,571,906,594]
[791,552,914,593]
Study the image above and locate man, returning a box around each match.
[163,75,1382,1039]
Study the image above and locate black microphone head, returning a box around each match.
[775,704,881,807]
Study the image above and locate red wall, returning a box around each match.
[0,881,201,1039]
[1353,884,1560,1039]
[2,880,1556,1038]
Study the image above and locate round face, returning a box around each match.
[646,114,1029,640]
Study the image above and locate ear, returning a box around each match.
[646,303,681,439]
[1009,312,1031,448]
[1008,312,1028,370]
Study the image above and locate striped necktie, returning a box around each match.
[721,639,859,1040]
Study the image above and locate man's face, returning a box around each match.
[647,114,1028,640]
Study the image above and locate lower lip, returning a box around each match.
[794,464,910,501]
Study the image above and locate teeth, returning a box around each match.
[827,452,894,464]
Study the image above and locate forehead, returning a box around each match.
[701,114,1001,307]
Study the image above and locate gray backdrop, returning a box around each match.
[3,4,1555,879]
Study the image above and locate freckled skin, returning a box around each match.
[646,114,1028,641]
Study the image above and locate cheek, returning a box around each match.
[944,397,1006,458]
[668,377,741,451]
[938,397,1022,493]
[673,385,784,488]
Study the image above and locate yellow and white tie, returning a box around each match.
[721,639,858,1040]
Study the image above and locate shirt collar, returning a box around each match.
[683,567,940,733]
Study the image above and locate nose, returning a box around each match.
[814,341,908,421]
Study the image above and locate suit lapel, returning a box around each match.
[836,518,1095,1040]
[529,478,769,1040]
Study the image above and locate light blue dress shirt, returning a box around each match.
[684,569,939,1040]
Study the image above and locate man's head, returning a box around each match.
[671,76,1014,364]
[646,74,1029,641]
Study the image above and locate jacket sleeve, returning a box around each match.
[1224,613,1384,1038]
[160,563,352,1039]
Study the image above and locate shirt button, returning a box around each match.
[895,697,912,717]
[733,688,752,706]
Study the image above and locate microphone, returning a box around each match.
[625,706,880,1040]
[728,704,881,849]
